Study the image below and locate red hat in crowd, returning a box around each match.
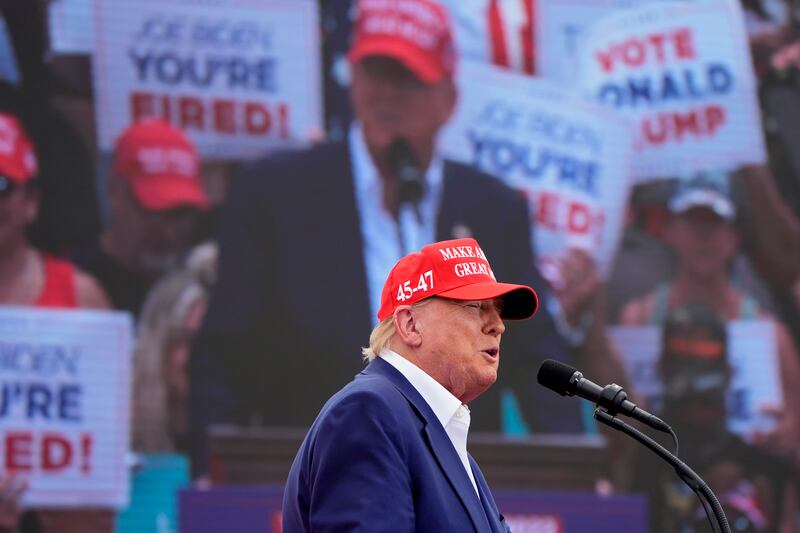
[377,238,539,321]
[113,119,209,211]
[348,0,456,83]
[0,112,38,184]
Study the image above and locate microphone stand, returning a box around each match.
[593,408,731,533]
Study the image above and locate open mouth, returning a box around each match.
[481,348,499,360]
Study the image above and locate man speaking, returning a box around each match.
[283,238,539,532]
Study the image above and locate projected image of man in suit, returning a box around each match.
[347,11,456,222]
[189,0,583,475]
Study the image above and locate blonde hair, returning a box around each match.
[361,298,434,361]
[361,316,396,362]
[132,242,218,452]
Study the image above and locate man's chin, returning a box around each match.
[478,372,498,390]
[363,125,405,150]
[139,253,181,277]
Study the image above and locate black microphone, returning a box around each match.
[537,359,671,433]
[388,138,425,222]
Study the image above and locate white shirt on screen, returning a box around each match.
[380,348,480,497]
[349,123,444,326]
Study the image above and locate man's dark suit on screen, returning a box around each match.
[189,141,581,469]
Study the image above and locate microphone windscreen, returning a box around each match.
[537,359,577,396]
[388,138,424,205]
[388,138,417,176]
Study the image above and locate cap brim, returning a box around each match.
[437,282,538,320]
[129,176,210,211]
[671,201,735,222]
[669,191,735,221]
[348,38,445,84]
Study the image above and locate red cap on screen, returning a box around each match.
[113,119,209,211]
[377,238,539,321]
[0,112,38,184]
[348,0,455,83]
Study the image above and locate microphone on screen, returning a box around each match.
[389,138,425,224]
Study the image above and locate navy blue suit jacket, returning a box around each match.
[189,141,580,471]
[283,357,511,533]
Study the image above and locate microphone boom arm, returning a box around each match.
[593,408,730,533]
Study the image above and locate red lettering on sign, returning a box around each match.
[179,97,205,130]
[674,27,696,60]
[130,92,154,120]
[1,431,93,474]
[81,434,93,474]
[277,104,290,139]
[5,432,33,472]
[567,203,591,234]
[41,433,72,472]
[129,92,291,138]
[596,27,696,73]
[530,192,604,245]
[642,104,727,145]
[244,102,271,134]
[213,100,236,134]
[537,192,560,230]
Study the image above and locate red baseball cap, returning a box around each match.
[348,0,456,83]
[113,119,209,211]
[377,238,539,321]
[0,112,38,184]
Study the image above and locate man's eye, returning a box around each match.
[466,303,481,309]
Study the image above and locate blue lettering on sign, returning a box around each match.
[190,19,273,51]
[597,63,734,108]
[134,16,185,44]
[0,342,80,375]
[0,382,83,422]
[525,113,602,156]
[467,130,600,197]
[128,50,276,92]
[476,101,603,155]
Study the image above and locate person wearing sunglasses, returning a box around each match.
[0,110,108,309]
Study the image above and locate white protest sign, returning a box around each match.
[440,61,635,278]
[48,0,94,54]
[93,0,322,158]
[0,307,132,507]
[609,321,783,439]
[536,0,701,84]
[577,0,766,182]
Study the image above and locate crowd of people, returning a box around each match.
[1,0,800,531]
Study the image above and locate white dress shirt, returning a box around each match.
[350,123,444,326]
[380,349,480,497]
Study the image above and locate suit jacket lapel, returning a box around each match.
[366,359,490,532]
[470,456,507,533]
[422,425,489,532]
[436,162,464,241]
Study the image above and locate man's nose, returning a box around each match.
[484,308,505,336]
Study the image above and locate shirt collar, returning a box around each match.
[379,348,462,429]
[349,122,444,197]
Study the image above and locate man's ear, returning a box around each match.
[394,306,423,348]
